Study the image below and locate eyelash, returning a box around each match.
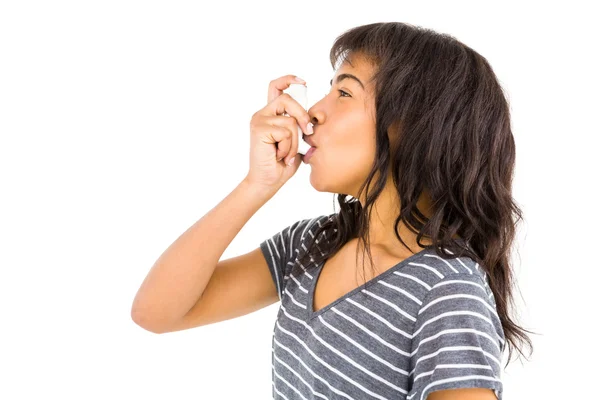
[338,89,351,98]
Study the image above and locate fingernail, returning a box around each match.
[306,122,314,134]
[287,157,296,166]
[294,76,305,83]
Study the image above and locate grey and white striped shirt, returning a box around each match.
[260,214,504,400]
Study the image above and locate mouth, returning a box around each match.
[302,146,317,164]
[302,134,317,149]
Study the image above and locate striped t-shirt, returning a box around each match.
[260,214,505,400]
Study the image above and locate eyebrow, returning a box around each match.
[330,73,364,90]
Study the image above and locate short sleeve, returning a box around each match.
[260,214,331,302]
[407,273,505,400]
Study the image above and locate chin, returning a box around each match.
[309,173,348,195]
[308,173,324,192]
[308,168,330,192]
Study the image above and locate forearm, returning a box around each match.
[131,178,276,328]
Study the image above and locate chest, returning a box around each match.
[312,250,357,314]
[312,240,410,314]
[271,240,420,398]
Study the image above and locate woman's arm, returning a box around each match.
[130,178,276,331]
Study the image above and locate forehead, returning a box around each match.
[333,53,376,84]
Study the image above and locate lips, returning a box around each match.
[302,146,316,163]
[302,134,317,148]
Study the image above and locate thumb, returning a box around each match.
[284,154,302,174]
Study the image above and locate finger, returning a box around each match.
[255,121,293,161]
[262,115,303,130]
[261,93,312,136]
[288,153,301,168]
[267,75,306,104]
[277,134,293,162]
[284,117,299,166]
[263,116,296,161]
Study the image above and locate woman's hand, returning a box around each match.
[244,75,313,191]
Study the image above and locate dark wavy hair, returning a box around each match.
[296,22,535,367]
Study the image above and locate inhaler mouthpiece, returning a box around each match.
[283,83,312,156]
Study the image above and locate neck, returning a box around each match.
[358,174,434,258]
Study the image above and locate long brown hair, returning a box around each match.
[297,22,535,368]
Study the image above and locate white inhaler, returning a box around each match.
[283,83,312,156]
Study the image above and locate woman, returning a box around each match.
[132,22,533,400]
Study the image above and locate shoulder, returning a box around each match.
[403,249,504,341]
[416,270,501,330]
[407,253,505,400]
[298,213,336,238]
[291,212,337,250]
[260,213,336,264]
[409,257,506,353]
[403,247,494,302]
[261,213,333,245]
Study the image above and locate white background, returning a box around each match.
[1,1,598,399]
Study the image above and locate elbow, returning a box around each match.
[131,308,166,334]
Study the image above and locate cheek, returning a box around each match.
[318,114,376,173]
[310,132,376,193]
[335,138,376,177]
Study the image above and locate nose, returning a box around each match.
[308,108,324,127]
[307,96,326,135]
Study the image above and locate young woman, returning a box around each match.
[132,22,533,400]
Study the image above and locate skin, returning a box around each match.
[304,53,497,400]
[305,52,435,257]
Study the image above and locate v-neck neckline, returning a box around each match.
[306,245,434,321]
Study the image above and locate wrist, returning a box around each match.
[240,177,278,201]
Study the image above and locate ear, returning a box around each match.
[387,119,403,148]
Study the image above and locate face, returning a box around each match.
[305,53,378,197]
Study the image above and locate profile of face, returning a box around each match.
[306,53,378,198]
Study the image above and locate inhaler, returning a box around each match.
[283,83,312,156]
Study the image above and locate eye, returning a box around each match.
[338,89,351,98]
